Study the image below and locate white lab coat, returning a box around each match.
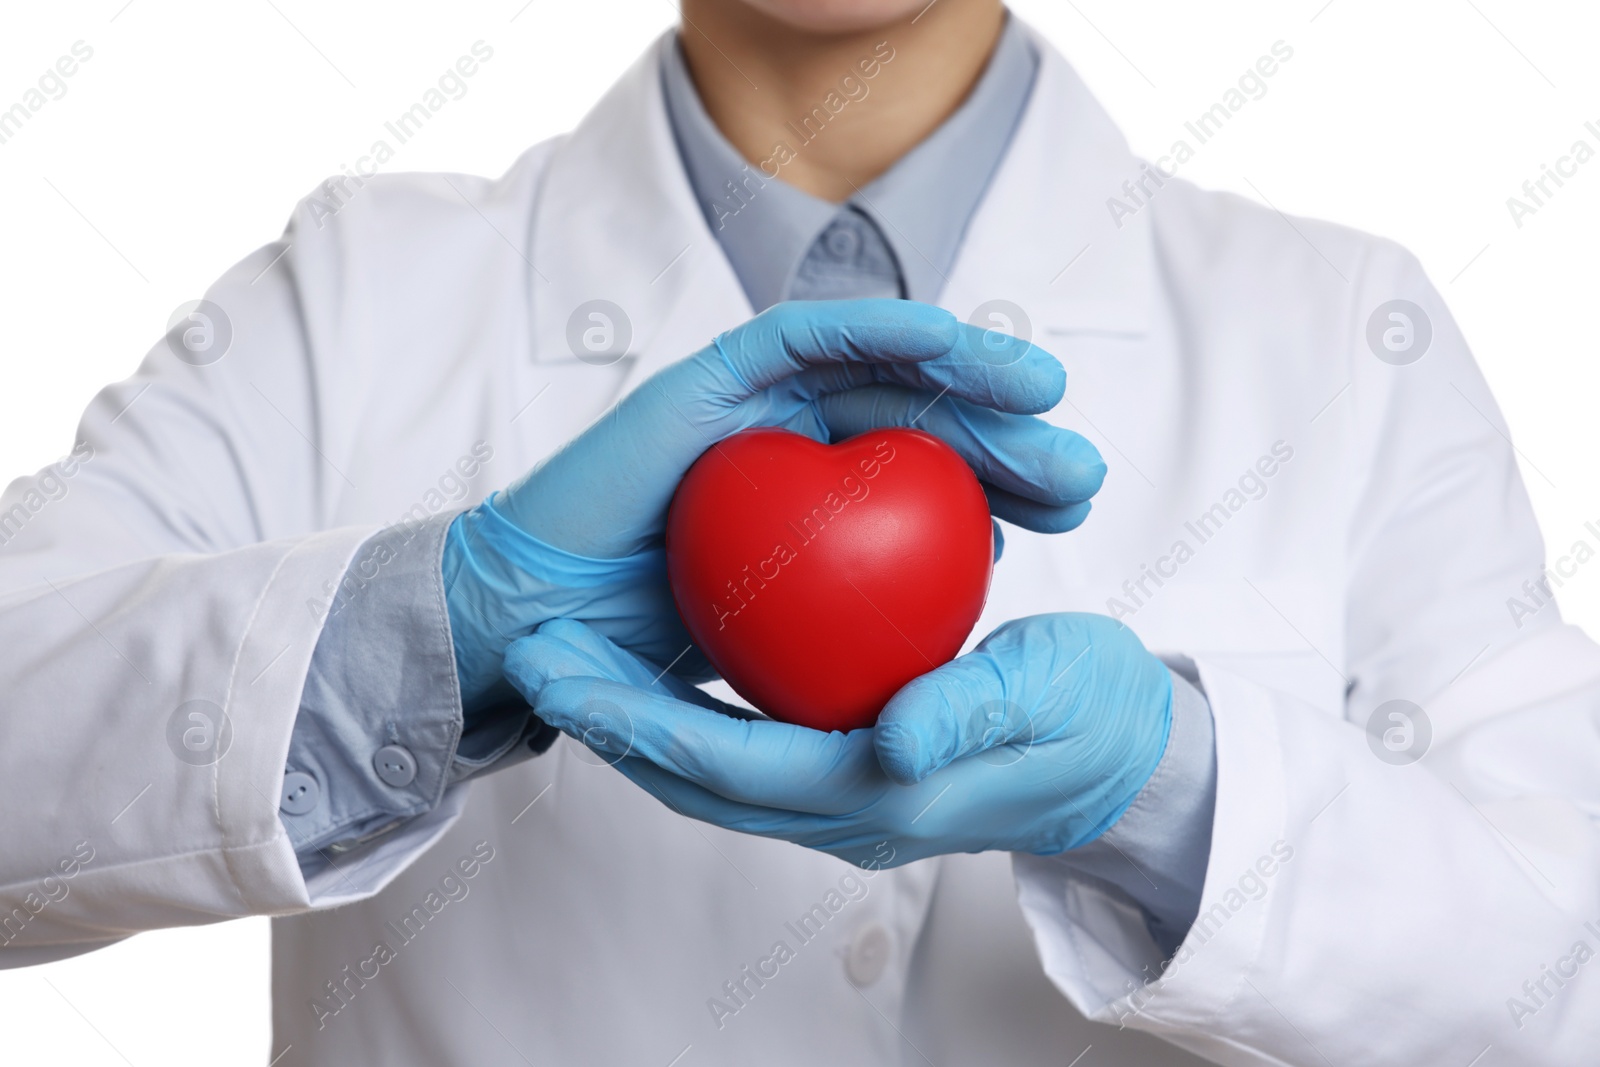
[2,23,1598,1066]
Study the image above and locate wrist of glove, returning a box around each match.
[442,493,674,715]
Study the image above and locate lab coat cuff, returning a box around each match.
[1043,669,1216,956]
[298,785,472,907]
[1013,657,1287,1043]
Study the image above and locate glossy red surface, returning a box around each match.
[666,427,993,732]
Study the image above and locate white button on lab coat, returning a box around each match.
[3,22,1598,1066]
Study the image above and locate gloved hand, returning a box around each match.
[444,299,1106,714]
[500,613,1174,867]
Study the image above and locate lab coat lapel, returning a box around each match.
[529,25,1161,395]
[940,29,1181,642]
[527,35,751,396]
[939,28,1157,338]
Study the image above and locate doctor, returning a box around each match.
[2,0,1598,1064]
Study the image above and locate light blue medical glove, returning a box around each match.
[500,613,1173,867]
[444,299,1106,714]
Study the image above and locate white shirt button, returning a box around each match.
[373,744,418,788]
[280,771,320,815]
[845,923,891,987]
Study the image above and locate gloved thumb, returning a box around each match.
[873,651,1020,785]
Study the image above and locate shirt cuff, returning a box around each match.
[278,512,556,867]
[1045,666,1217,956]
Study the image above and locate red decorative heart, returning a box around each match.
[666,428,993,732]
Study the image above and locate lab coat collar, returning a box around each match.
[527,38,751,378]
[527,21,1156,381]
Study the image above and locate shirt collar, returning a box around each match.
[661,15,1039,311]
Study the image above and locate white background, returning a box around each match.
[2,0,1597,1062]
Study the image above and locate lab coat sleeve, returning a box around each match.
[0,193,466,962]
[1013,242,1600,1063]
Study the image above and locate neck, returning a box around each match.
[678,1,1007,202]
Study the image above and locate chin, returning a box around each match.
[737,0,934,34]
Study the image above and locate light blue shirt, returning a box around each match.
[662,17,1038,310]
[283,17,1216,953]
[279,512,555,879]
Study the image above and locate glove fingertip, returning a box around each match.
[986,493,1092,535]
[1013,351,1066,414]
[1042,351,1068,402]
[534,617,595,643]
[873,719,928,785]
[1052,499,1093,533]
[1065,454,1109,502]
